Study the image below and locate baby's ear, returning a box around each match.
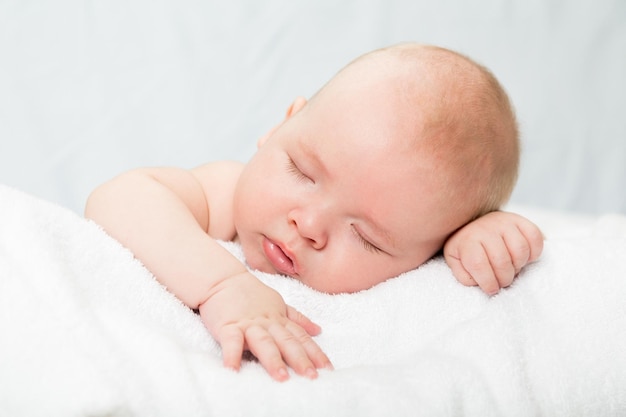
[285,96,307,118]
[257,97,308,148]
[256,129,273,148]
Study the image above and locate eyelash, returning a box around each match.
[286,156,311,183]
[352,226,383,254]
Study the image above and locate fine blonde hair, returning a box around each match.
[361,43,520,221]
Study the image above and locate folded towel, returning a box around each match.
[1,184,625,417]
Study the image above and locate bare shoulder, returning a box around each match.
[191,160,244,181]
[191,161,244,240]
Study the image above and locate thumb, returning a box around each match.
[286,305,322,336]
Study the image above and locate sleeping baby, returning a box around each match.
[85,43,544,382]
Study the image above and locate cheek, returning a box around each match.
[236,161,273,206]
[308,243,397,294]
[345,259,400,290]
[233,163,290,232]
[246,153,289,196]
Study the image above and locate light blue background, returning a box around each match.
[1,0,624,215]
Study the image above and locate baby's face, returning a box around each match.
[233,86,469,293]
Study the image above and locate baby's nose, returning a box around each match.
[288,207,328,250]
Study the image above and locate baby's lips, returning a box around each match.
[262,237,297,276]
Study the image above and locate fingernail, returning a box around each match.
[276,367,289,381]
[305,367,318,379]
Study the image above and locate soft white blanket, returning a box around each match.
[1,184,625,417]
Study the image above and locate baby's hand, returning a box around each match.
[198,271,332,381]
[443,211,544,295]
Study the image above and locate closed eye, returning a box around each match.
[286,156,312,183]
[351,225,383,254]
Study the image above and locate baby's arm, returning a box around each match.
[443,211,544,295]
[85,165,331,381]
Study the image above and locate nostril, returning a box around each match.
[305,231,327,251]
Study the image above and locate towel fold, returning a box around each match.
[1,184,625,417]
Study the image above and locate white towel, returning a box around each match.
[1,184,625,417]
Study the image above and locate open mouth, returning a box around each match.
[262,237,297,276]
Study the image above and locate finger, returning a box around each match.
[286,305,321,336]
[443,251,477,287]
[218,326,245,371]
[460,243,501,295]
[516,220,545,263]
[285,321,333,371]
[501,227,532,274]
[482,235,517,289]
[245,326,290,382]
[268,324,319,379]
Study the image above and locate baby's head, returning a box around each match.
[315,43,519,220]
[233,43,519,293]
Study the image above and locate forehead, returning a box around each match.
[304,76,420,156]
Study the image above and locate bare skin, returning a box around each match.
[85,44,544,381]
